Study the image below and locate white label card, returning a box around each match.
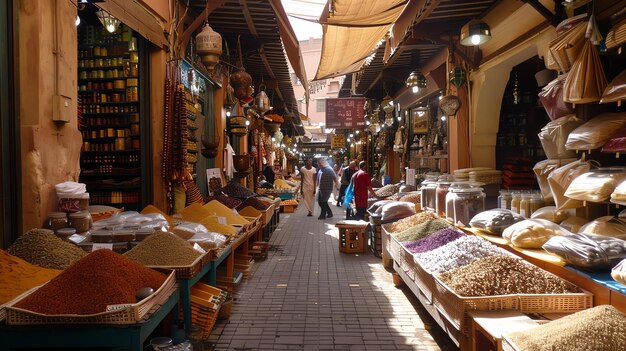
[92,243,114,251]
[193,243,207,253]
[217,217,227,225]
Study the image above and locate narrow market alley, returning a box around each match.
[208,204,457,351]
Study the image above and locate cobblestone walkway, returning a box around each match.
[209,202,457,351]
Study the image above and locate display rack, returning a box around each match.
[78,24,145,211]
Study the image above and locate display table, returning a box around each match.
[469,310,540,351]
[0,289,180,351]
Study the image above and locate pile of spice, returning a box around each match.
[239,197,270,211]
[238,206,262,218]
[203,200,248,225]
[438,255,581,296]
[125,231,202,266]
[0,250,61,304]
[403,228,464,254]
[199,215,238,236]
[399,192,421,204]
[15,249,167,315]
[7,229,86,270]
[505,305,626,351]
[417,235,502,273]
[393,219,452,243]
[220,181,256,199]
[386,212,438,233]
[205,195,241,209]
[375,184,399,198]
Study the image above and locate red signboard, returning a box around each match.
[325,98,366,129]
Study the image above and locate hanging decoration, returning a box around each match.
[195,23,222,71]
[274,130,284,145]
[230,35,253,102]
[440,47,462,117]
[254,83,271,113]
[96,10,120,33]
[406,71,427,93]
[449,66,467,88]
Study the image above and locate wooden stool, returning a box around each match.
[335,220,369,254]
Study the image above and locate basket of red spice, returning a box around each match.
[4,250,176,325]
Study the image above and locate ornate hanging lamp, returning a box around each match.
[460,18,492,46]
[195,23,222,71]
[96,10,120,33]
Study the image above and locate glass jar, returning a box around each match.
[68,211,92,233]
[445,182,472,221]
[497,190,511,210]
[47,212,68,231]
[453,188,486,226]
[435,175,454,217]
[55,227,76,241]
[510,191,522,214]
[420,176,437,211]
[529,193,545,216]
[519,193,532,218]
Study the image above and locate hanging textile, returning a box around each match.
[224,135,235,179]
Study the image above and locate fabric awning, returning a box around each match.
[269,0,309,104]
[96,0,169,49]
[314,0,407,80]
[385,0,429,63]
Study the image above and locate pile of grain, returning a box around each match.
[203,200,248,225]
[386,212,438,233]
[393,219,452,243]
[417,235,502,273]
[125,231,202,266]
[199,215,238,236]
[220,181,256,199]
[205,195,241,209]
[399,192,421,204]
[438,255,581,296]
[239,197,270,211]
[15,250,166,315]
[404,228,464,254]
[375,184,399,198]
[506,305,626,351]
[7,229,86,270]
[0,249,61,304]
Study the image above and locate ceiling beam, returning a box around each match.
[520,0,558,26]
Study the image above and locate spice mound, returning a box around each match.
[239,197,270,211]
[438,255,582,296]
[393,218,452,243]
[506,305,626,351]
[0,250,61,304]
[375,184,398,198]
[220,181,256,199]
[205,195,242,209]
[404,228,464,254]
[125,231,202,266]
[417,235,502,273]
[7,228,86,270]
[14,249,167,315]
[386,212,438,233]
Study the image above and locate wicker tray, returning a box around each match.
[147,252,208,280]
[432,275,592,334]
[5,270,176,325]
[501,335,522,351]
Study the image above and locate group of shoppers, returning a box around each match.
[299,157,378,220]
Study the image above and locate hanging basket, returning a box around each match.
[264,122,281,135]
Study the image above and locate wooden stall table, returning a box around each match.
[0,289,181,351]
[469,311,540,351]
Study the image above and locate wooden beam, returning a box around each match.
[240,0,258,36]
[521,0,557,26]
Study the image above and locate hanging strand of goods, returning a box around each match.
[163,62,192,184]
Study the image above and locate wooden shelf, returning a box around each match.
[78,54,130,60]
[78,65,125,71]
[81,123,137,129]
[81,101,139,106]
[81,149,140,154]
[80,172,140,178]
[81,112,138,116]
[78,76,138,82]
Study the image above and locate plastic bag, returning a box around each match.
[611,259,626,286]
[533,159,577,203]
[547,159,591,210]
[380,201,417,222]
[469,209,526,235]
[563,40,608,104]
[600,69,626,104]
[560,216,588,233]
[543,233,626,270]
[602,126,626,154]
[173,222,210,240]
[538,75,575,120]
[538,115,582,158]
[503,219,570,249]
[188,231,228,249]
[367,199,393,214]
[342,180,355,210]
[531,206,571,223]
[565,113,626,151]
[564,168,626,203]
[579,216,626,240]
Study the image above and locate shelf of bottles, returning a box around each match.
[78,24,142,210]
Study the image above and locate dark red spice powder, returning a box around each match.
[240,197,270,210]
[15,249,167,315]
[404,228,464,254]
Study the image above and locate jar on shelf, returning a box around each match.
[435,175,454,217]
[68,211,92,233]
[519,193,532,218]
[55,227,76,241]
[498,189,512,210]
[420,174,438,211]
[510,191,522,214]
[453,187,486,227]
[529,193,545,216]
[445,182,473,221]
[46,212,68,231]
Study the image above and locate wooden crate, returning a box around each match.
[336,221,368,254]
[281,204,296,213]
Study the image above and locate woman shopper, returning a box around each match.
[316,158,340,220]
[300,158,317,217]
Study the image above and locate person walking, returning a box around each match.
[299,158,317,217]
[352,161,379,220]
[316,158,339,220]
[337,161,357,206]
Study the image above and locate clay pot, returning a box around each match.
[230,68,252,100]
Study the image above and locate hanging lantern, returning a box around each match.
[230,68,253,101]
[405,71,427,93]
[274,130,283,145]
[96,10,120,33]
[439,95,462,117]
[195,24,222,71]
[460,18,492,46]
[449,66,467,88]
[254,83,271,113]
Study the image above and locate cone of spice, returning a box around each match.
[125,231,202,266]
[14,249,167,315]
[0,250,61,304]
[7,228,86,270]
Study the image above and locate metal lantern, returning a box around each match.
[96,10,121,33]
[195,24,222,71]
[254,83,271,113]
[449,66,467,88]
[439,95,462,117]
[406,71,427,93]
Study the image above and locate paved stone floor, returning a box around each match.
[208,202,458,351]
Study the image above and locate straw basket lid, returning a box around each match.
[606,18,626,50]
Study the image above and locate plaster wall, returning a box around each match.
[18,0,81,231]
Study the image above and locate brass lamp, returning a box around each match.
[460,19,491,46]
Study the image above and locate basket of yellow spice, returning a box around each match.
[4,250,176,325]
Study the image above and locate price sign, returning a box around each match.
[193,243,207,253]
[92,243,114,252]
[331,134,345,149]
[325,98,366,128]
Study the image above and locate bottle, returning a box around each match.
[510,191,522,214]
[529,193,545,216]
[498,189,512,210]
[519,193,531,218]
